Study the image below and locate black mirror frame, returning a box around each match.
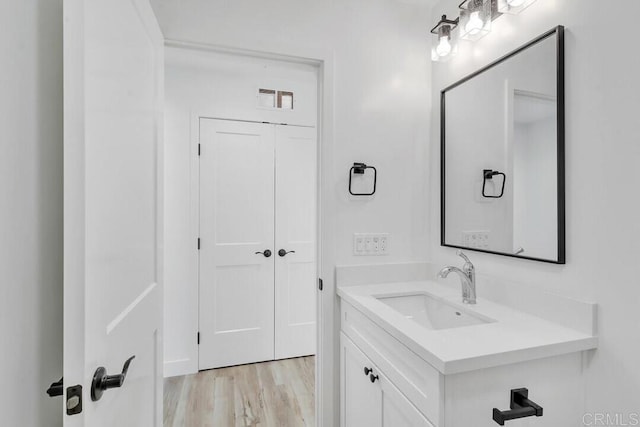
[440,26,565,264]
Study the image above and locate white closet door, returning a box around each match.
[274,125,317,359]
[199,119,275,370]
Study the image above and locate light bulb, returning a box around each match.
[465,11,484,36]
[436,36,452,57]
[507,0,526,6]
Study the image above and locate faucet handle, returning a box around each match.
[456,250,472,264]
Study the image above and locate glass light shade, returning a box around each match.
[459,0,492,41]
[497,0,537,14]
[431,24,458,62]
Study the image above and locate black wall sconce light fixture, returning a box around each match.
[458,0,495,42]
[431,0,539,61]
[431,14,460,62]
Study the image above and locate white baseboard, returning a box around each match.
[164,358,197,378]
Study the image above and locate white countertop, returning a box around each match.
[338,280,598,375]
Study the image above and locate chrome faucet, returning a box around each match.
[438,250,477,304]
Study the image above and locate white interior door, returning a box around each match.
[274,125,317,359]
[63,0,164,425]
[199,119,276,370]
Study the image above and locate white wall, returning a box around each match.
[151,0,432,263]
[513,107,557,259]
[163,47,319,375]
[151,0,432,425]
[430,0,640,417]
[0,1,63,426]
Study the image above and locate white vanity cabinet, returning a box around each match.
[341,333,434,427]
[340,299,589,427]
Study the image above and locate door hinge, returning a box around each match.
[318,278,323,291]
[197,238,200,250]
[198,144,201,156]
[197,332,200,345]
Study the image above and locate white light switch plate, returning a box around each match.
[353,233,390,256]
[462,231,490,249]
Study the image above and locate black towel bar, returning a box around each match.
[493,388,543,425]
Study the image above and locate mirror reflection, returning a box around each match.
[441,28,564,263]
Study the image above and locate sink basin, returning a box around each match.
[376,293,492,330]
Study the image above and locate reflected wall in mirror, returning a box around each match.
[441,26,565,264]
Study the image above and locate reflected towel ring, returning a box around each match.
[482,169,506,198]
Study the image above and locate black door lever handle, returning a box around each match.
[278,249,296,257]
[46,377,64,397]
[255,250,272,257]
[91,356,135,402]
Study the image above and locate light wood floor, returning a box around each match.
[164,356,315,427]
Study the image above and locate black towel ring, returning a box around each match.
[482,169,506,198]
[349,163,377,196]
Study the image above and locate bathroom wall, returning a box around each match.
[163,47,319,376]
[151,0,432,424]
[513,111,557,259]
[150,0,432,265]
[0,1,64,425]
[430,0,640,417]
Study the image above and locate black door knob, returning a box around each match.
[369,373,379,383]
[278,249,296,257]
[364,367,373,376]
[91,356,135,402]
[255,250,272,257]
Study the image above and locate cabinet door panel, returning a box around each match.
[341,333,382,427]
[381,376,434,427]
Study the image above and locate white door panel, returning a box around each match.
[63,0,164,425]
[199,119,275,370]
[98,288,162,426]
[275,125,317,359]
[341,334,382,427]
[381,374,434,427]
[341,334,433,427]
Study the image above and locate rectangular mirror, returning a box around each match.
[441,26,565,264]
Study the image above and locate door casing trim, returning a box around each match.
[167,38,338,427]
